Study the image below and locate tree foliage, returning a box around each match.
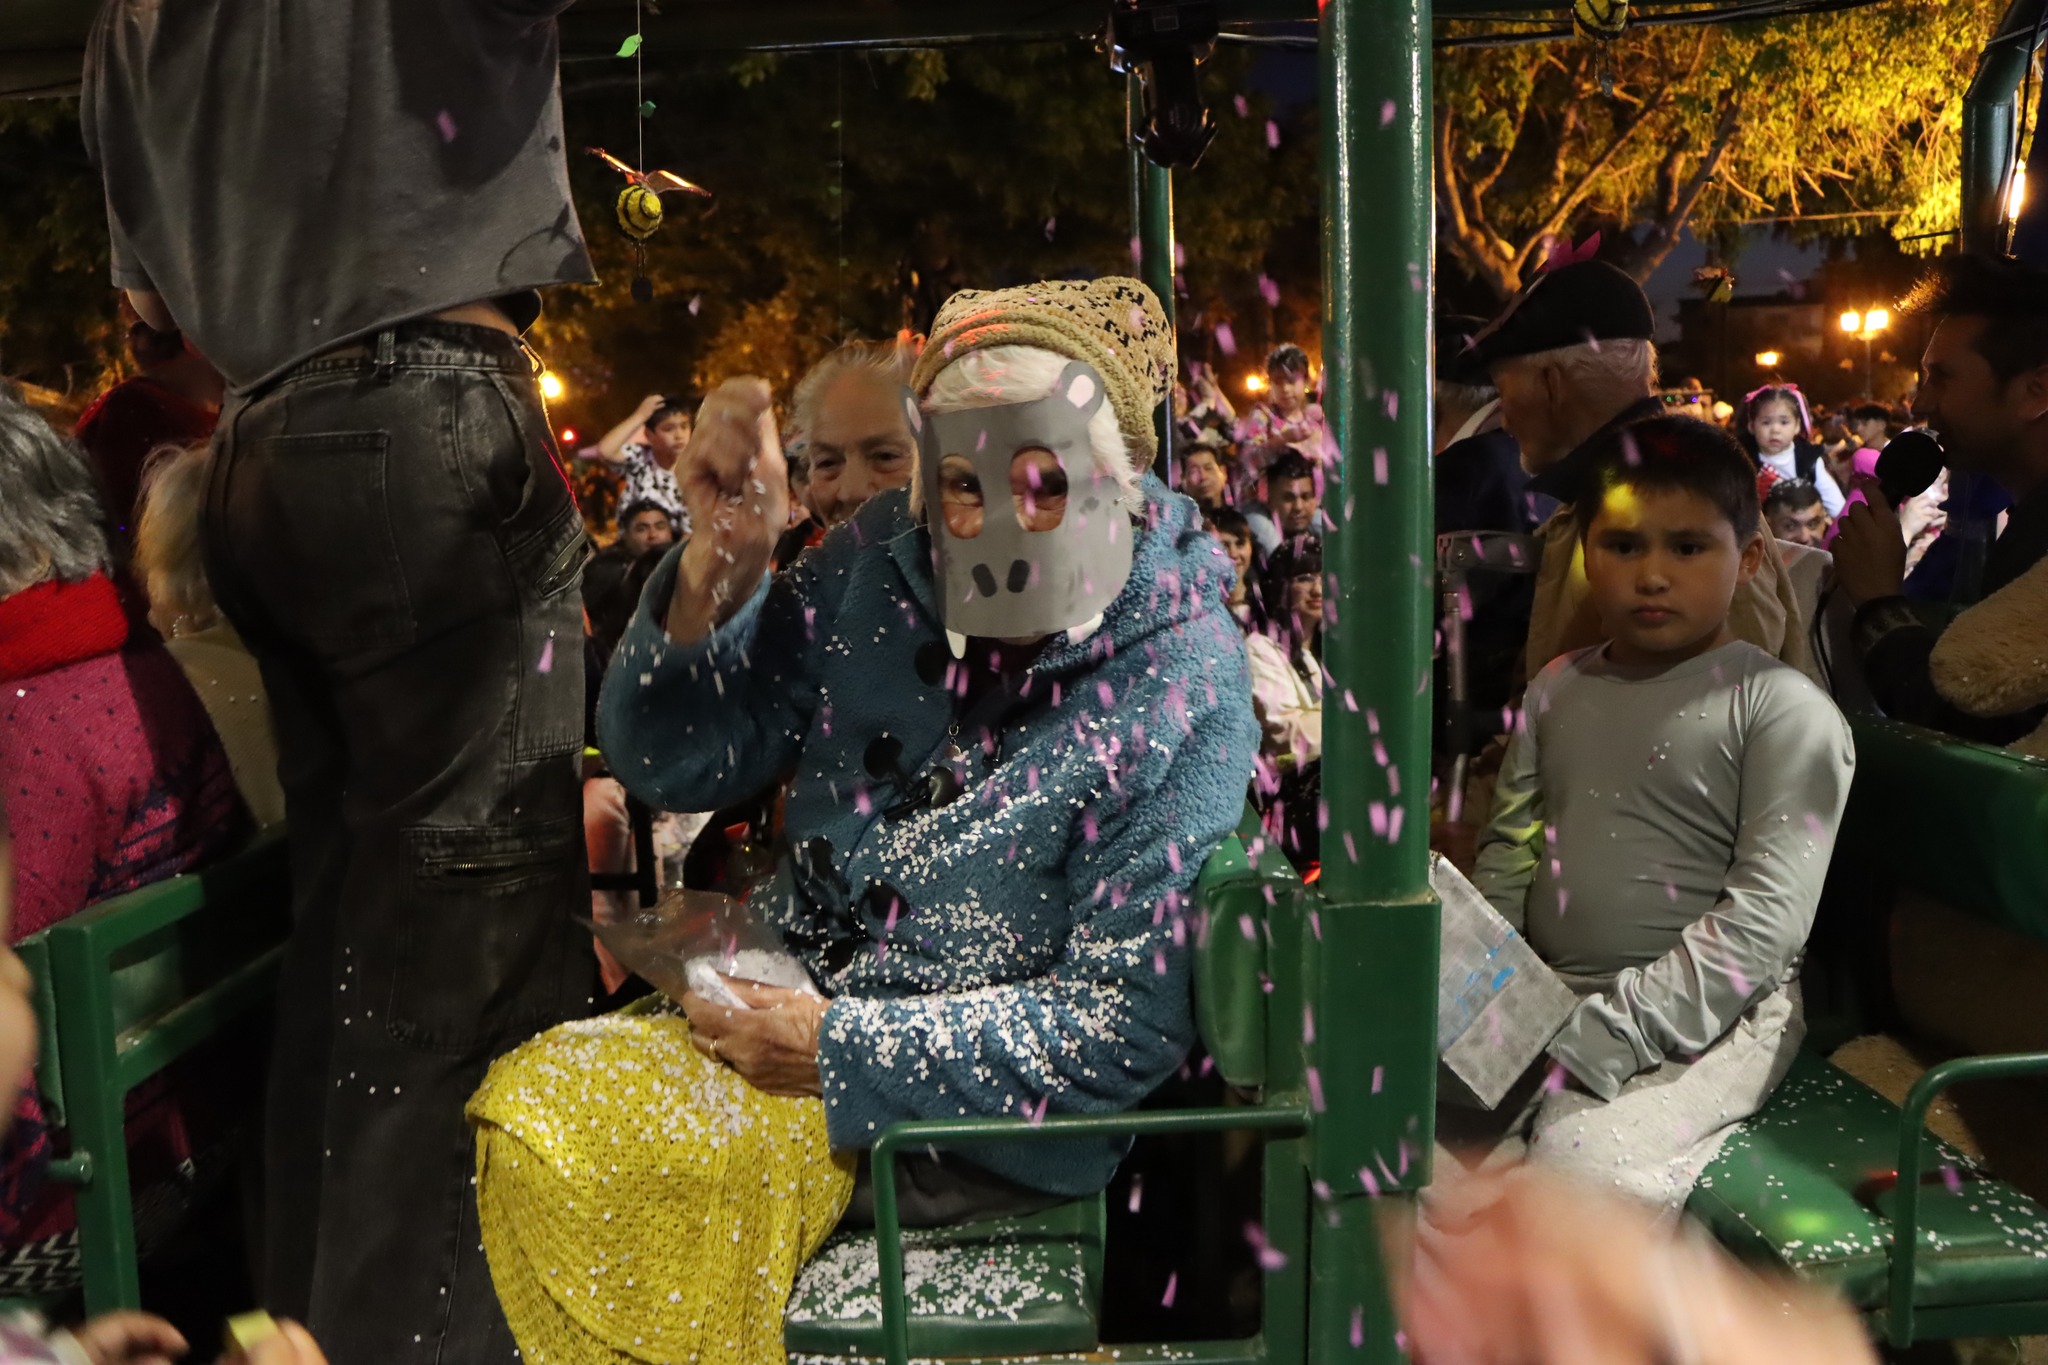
[0,100,123,400]
[1436,0,2004,302]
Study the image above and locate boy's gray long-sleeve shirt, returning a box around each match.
[1471,639,1855,1099]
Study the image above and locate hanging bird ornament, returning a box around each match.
[1692,264,1736,304]
[1572,0,1629,38]
[590,149,709,241]
[595,4,711,302]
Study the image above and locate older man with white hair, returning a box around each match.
[1467,259,1814,683]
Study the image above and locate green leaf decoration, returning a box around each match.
[639,100,657,118]
[617,34,643,58]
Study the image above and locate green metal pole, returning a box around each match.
[1313,0,1437,1359]
[1129,72,1180,479]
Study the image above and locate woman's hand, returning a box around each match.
[682,978,829,1098]
[67,1313,186,1365]
[664,379,789,645]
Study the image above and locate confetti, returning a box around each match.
[1266,120,1281,149]
[435,110,458,143]
[1234,94,1250,117]
[1215,320,1238,356]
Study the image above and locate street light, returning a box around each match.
[1840,308,1890,397]
[539,371,566,401]
[1244,373,1268,395]
[1755,350,1782,368]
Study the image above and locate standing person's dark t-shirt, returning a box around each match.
[82,0,596,390]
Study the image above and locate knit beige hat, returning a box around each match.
[910,276,1176,465]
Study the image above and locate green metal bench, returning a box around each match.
[1688,718,2048,1348]
[782,814,1315,1364]
[12,830,292,1315]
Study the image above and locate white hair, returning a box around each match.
[788,334,917,454]
[915,345,1134,518]
[0,393,110,599]
[1522,337,1659,398]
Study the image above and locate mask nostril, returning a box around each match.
[972,564,999,598]
[1006,559,1032,593]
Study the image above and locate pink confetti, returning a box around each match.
[1215,320,1238,356]
[1379,99,1396,127]
[1130,236,1144,265]
[1350,1307,1365,1348]
[1371,1065,1384,1093]
[1309,909,1322,940]
[1369,802,1387,836]
[1358,1167,1380,1197]
[1941,1165,1963,1193]
[1129,1176,1144,1213]
[1162,1272,1178,1307]
[1258,274,1281,308]
[1234,94,1249,117]
[537,638,554,674]
[1388,806,1404,843]
[1307,1067,1326,1112]
[1044,216,1057,241]
[1372,447,1389,484]
[436,109,458,142]
[1303,1005,1316,1044]
[1344,832,1358,862]
[1243,1223,1290,1271]
[688,294,702,316]
[1266,120,1281,149]
[1383,390,1400,420]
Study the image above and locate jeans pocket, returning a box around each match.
[509,506,590,761]
[389,821,581,1053]
[249,431,414,651]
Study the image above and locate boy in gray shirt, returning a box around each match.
[1457,416,1856,1209]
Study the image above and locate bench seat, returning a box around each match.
[783,1197,1105,1359]
[1689,1051,2048,1312]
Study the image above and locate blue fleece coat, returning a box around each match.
[598,476,1257,1196]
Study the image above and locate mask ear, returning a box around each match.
[900,388,924,434]
[1053,360,1108,420]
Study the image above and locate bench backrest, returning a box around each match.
[1191,811,1305,1090]
[1839,716,2048,946]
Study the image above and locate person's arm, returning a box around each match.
[1853,598,2039,744]
[812,638,1260,1147]
[1468,678,1545,933]
[590,395,667,465]
[1245,633,1320,763]
[1548,675,1854,1099]
[1813,462,1847,517]
[597,380,803,812]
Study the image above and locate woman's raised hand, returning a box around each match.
[664,379,790,644]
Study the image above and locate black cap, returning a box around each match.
[1466,260,1656,370]
[1436,314,1493,386]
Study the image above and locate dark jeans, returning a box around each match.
[203,323,592,1365]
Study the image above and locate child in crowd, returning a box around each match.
[1233,345,1333,497]
[1457,416,1856,1210]
[1741,384,1843,516]
[1762,478,1831,548]
[584,393,696,530]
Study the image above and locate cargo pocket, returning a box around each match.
[252,431,414,651]
[509,504,591,761]
[388,821,581,1053]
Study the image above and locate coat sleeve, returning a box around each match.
[596,544,830,814]
[812,631,1260,1149]
[1468,674,1547,933]
[1548,672,1855,1099]
[1245,632,1321,764]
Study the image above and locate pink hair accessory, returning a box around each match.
[1539,230,1603,272]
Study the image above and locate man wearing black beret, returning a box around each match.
[1466,259,1816,685]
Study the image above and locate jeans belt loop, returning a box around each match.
[373,329,398,384]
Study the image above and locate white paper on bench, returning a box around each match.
[1433,853,1579,1109]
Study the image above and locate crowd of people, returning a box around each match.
[13,8,2048,1365]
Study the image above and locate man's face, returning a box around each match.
[1181,449,1227,508]
[621,508,674,558]
[806,369,916,527]
[1271,475,1320,536]
[1913,316,2048,480]
[1270,373,1310,418]
[1491,355,1569,470]
[647,412,692,461]
[1583,484,1763,666]
[1767,500,1831,548]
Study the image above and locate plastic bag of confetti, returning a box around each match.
[583,887,818,1009]
[1434,853,1578,1109]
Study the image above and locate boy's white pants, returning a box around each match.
[1433,984,1804,1213]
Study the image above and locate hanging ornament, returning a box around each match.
[596,1,710,301]
[1572,0,1628,38]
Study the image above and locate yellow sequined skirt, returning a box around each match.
[467,1007,855,1365]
